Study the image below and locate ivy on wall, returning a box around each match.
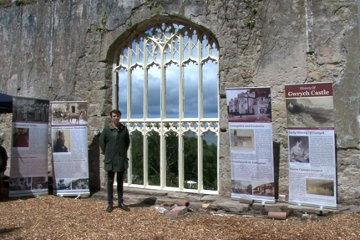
[244,0,258,29]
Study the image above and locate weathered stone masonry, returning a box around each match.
[0,0,359,204]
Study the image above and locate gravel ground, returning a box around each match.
[1,195,360,240]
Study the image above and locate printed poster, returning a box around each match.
[50,101,90,197]
[226,87,275,202]
[9,97,49,197]
[285,83,337,208]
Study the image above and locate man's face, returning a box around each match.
[111,112,121,124]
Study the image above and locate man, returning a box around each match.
[0,132,8,176]
[100,109,130,212]
[0,132,8,198]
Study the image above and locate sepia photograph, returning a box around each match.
[286,97,334,128]
[13,127,29,148]
[53,129,71,153]
[230,129,255,151]
[51,102,87,125]
[306,178,334,196]
[252,182,275,197]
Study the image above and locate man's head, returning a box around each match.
[110,109,121,124]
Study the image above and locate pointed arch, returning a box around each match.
[112,19,219,194]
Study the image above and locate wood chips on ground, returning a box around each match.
[1,195,360,240]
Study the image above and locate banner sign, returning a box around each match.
[285,83,337,208]
[9,97,49,197]
[226,87,275,202]
[50,101,90,197]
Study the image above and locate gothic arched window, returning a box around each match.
[114,22,219,193]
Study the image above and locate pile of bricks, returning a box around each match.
[155,199,210,219]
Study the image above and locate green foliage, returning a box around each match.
[131,131,143,184]
[244,0,258,29]
[166,133,178,187]
[246,19,256,29]
[96,12,109,33]
[145,0,159,9]
[14,0,37,6]
[0,0,11,7]
[203,141,217,190]
[130,131,217,190]
[184,135,198,188]
[148,131,160,185]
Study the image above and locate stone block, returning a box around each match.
[211,198,249,213]
[264,203,289,213]
[166,206,188,219]
[268,211,287,220]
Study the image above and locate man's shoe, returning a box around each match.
[118,202,130,211]
[106,205,113,213]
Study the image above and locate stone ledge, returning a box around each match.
[91,190,341,219]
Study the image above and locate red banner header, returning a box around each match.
[285,83,333,98]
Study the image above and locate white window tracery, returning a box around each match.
[114,22,219,194]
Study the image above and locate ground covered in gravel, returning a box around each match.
[1,195,360,240]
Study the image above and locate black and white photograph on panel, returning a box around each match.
[289,136,309,163]
[231,180,252,195]
[71,178,89,190]
[226,88,272,123]
[56,178,72,190]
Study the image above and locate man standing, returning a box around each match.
[0,132,8,198]
[100,109,130,212]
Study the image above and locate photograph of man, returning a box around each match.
[100,109,130,213]
[13,128,29,148]
[289,136,309,163]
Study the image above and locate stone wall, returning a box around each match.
[0,0,359,204]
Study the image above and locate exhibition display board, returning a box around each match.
[9,97,49,197]
[50,101,90,197]
[285,83,337,208]
[226,87,275,202]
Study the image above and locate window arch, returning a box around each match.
[114,22,219,193]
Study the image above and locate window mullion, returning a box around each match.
[144,131,149,187]
[198,131,203,192]
[160,125,166,189]
[161,46,166,120]
[144,40,149,119]
[179,129,184,190]
[198,39,203,119]
[197,38,203,192]
[127,47,132,119]
[112,63,118,110]
[179,35,185,190]
[179,36,185,120]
